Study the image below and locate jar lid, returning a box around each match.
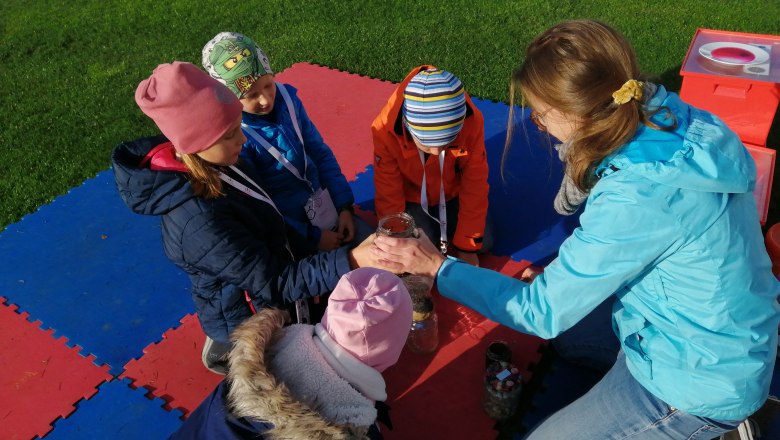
[412,310,432,321]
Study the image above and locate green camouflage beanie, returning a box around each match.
[202,32,273,97]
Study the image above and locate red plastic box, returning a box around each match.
[679,29,780,146]
[745,143,775,225]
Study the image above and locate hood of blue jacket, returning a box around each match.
[598,85,755,195]
[112,135,195,217]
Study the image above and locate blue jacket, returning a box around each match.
[112,136,352,343]
[241,84,354,253]
[437,86,780,420]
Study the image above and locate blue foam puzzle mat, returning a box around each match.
[44,378,183,439]
[475,98,580,265]
[349,166,377,213]
[0,170,194,375]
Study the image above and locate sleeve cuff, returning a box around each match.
[451,234,483,253]
[334,245,354,277]
[436,255,462,278]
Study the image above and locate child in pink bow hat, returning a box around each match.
[170,267,413,440]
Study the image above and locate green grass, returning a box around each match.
[1,0,779,229]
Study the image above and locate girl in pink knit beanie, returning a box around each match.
[170,268,413,440]
[113,62,382,376]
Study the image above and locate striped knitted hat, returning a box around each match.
[403,68,467,147]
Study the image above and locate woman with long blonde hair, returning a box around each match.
[372,20,779,439]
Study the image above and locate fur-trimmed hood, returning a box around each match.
[226,309,373,440]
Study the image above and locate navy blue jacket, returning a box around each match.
[172,381,383,440]
[112,135,352,342]
[172,381,274,438]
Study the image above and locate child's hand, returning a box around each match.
[337,210,356,242]
[318,229,343,251]
[519,266,543,282]
[349,233,382,270]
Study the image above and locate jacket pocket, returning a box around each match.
[648,269,668,301]
[614,306,653,379]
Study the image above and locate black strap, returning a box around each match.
[375,401,393,430]
[597,164,621,178]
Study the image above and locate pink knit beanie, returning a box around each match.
[321,268,413,372]
[135,61,243,154]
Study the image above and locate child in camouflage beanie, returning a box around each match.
[202,32,372,260]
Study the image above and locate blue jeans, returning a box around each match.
[525,299,741,439]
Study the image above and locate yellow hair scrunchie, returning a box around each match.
[612,79,644,105]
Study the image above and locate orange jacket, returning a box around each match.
[371,65,489,252]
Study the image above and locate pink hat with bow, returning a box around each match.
[320,268,412,373]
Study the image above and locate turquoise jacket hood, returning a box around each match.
[601,85,755,196]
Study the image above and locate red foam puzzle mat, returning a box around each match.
[0,297,112,439]
[120,314,222,418]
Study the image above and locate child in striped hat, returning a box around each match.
[371,67,492,265]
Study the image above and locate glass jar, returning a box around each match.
[483,361,523,420]
[402,274,434,297]
[404,275,439,354]
[485,340,512,369]
[407,304,439,354]
[376,212,417,238]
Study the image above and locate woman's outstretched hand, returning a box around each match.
[372,228,446,278]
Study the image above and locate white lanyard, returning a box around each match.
[241,82,313,193]
[219,165,284,220]
[419,150,448,254]
[276,82,304,143]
